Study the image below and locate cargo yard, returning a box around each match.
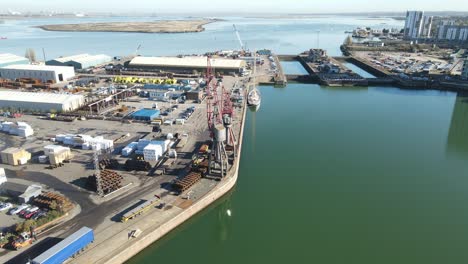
[0,50,258,263]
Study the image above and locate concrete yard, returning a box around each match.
[0,75,246,263]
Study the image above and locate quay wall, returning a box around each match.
[102,100,248,264]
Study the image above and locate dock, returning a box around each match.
[274,52,398,87]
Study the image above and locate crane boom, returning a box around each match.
[233,24,244,51]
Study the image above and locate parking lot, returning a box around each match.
[0,200,22,229]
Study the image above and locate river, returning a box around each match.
[2,15,468,264]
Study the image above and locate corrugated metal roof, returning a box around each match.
[32,227,93,264]
[0,91,84,105]
[131,108,160,117]
[51,54,111,64]
[129,56,246,69]
[0,53,29,65]
[1,64,74,71]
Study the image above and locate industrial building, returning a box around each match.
[128,56,246,74]
[46,53,112,70]
[0,53,30,68]
[131,109,160,121]
[0,64,75,83]
[149,90,170,101]
[0,182,42,203]
[186,89,204,102]
[0,91,85,112]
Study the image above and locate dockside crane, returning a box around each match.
[135,44,142,57]
[205,57,228,177]
[233,24,245,52]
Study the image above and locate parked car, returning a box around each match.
[9,204,29,215]
[32,209,48,220]
[24,208,40,219]
[18,207,32,217]
[0,203,13,212]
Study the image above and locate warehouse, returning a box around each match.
[0,64,75,83]
[0,53,29,68]
[131,109,160,121]
[127,56,246,74]
[46,53,112,70]
[0,182,42,203]
[0,91,85,112]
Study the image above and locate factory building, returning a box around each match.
[127,56,246,75]
[46,53,112,70]
[0,53,30,68]
[0,64,75,83]
[131,109,160,121]
[0,182,42,203]
[0,91,85,112]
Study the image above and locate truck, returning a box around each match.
[30,227,94,264]
[11,232,33,250]
[121,196,160,222]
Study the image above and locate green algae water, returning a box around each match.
[127,85,468,264]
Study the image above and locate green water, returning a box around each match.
[127,84,468,264]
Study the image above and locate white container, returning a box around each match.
[18,157,28,165]
[143,144,163,161]
[38,155,48,164]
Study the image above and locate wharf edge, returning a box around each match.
[97,98,247,264]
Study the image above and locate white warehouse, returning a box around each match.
[0,64,75,83]
[0,91,85,112]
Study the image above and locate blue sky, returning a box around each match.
[4,0,468,13]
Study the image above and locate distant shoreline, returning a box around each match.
[35,19,220,34]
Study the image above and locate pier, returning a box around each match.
[274,53,397,87]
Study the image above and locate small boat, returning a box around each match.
[0,37,7,40]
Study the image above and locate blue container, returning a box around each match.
[32,227,94,264]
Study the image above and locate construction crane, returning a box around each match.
[447,59,463,75]
[232,24,245,52]
[135,44,142,57]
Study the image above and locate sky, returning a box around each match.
[3,0,468,14]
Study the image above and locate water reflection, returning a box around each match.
[446,95,468,158]
[217,192,234,242]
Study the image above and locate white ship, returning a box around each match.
[247,87,261,107]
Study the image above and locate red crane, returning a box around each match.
[205,56,222,134]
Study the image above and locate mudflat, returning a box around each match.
[36,19,217,33]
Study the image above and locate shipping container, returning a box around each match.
[31,227,94,264]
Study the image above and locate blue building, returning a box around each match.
[131,109,160,121]
[46,54,112,70]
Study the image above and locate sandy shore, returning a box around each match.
[36,19,218,33]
